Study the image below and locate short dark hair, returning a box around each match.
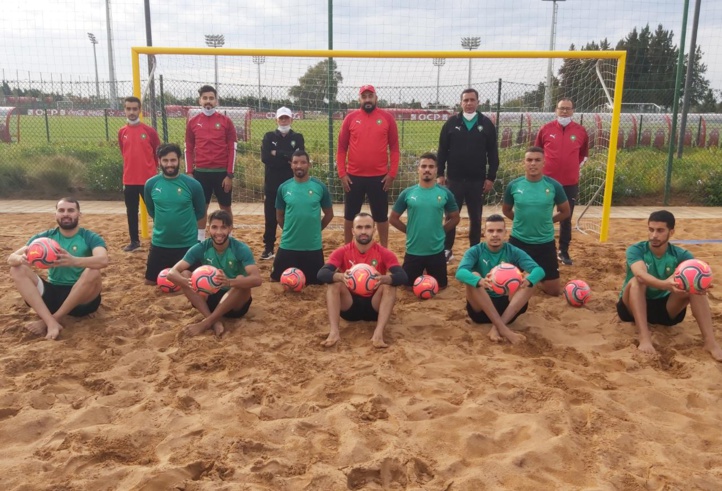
[354,212,374,221]
[557,97,574,109]
[208,210,233,227]
[57,197,80,211]
[486,214,505,224]
[649,210,675,230]
[292,149,310,161]
[198,85,217,97]
[124,96,141,106]
[526,146,544,154]
[419,152,437,163]
[461,88,479,100]
[157,143,182,159]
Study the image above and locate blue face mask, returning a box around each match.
[202,107,216,117]
[557,116,572,127]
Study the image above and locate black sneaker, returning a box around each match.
[558,250,573,266]
[444,249,454,264]
[123,241,141,252]
[260,249,275,260]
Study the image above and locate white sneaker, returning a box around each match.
[444,249,454,263]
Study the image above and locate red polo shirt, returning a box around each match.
[535,120,589,186]
[118,122,160,185]
[184,112,237,174]
[336,108,400,178]
[326,242,400,275]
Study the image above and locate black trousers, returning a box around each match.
[263,172,291,250]
[559,184,578,253]
[444,178,484,251]
[124,185,144,243]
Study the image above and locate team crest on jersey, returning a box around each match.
[371,259,378,267]
[437,195,442,202]
[72,245,78,252]
[308,190,313,195]
[291,140,296,148]
[178,187,182,194]
[141,133,147,139]
[546,188,550,194]
[478,126,482,132]
[215,123,221,129]
[376,119,382,125]
[570,135,577,141]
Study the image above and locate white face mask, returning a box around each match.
[557,116,572,127]
[463,112,477,121]
[202,107,216,117]
[127,118,141,125]
[278,125,291,134]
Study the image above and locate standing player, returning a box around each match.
[8,198,108,340]
[118,96,160,252]
[168,210,262,337]
[185,85,237,239]
[336,84,400,247]
[144,143,207,285]
[437,88,499,263]
[617,210,722,361]
[456,215,545,345]
[271,150,334,284]
[260,106,305,260]
[502,147,570,296]
[318,213,408,348]
[535,98,589,265]
[389,153,460,289]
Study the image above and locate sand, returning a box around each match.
[1,213,722,491]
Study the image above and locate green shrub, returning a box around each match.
[86,155,124,193]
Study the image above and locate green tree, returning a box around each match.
[682,45,711,109]
[289,59,343,110]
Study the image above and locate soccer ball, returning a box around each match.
[281,267,306,292]
[564,279,591,307]
[413,275,439,299]
[674,259,713,294]
[345,263,380,297]
[156,268,180,293]
[26,237,62,269]
[489,263,524,296]
[190,265,223,295]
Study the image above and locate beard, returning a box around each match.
[212,234,229,246]
[362,102,376,113]
[57,217,79,230]
[162,165,180,177]
[355,234,372,245]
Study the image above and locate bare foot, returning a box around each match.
[321,331,340,347]
[26,319,47,336]
[185,322,210,337]
[45,321,63,340]
[212,321,225,337]
[371,335,388,349]
[704,342,722,362]
[505,332,526,345]
[488,325,503,343]
[637,340,657,356]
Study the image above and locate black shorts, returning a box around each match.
[402,251,448,288]
[509,237,559,281]
[206,291,252,319]
[616,297,687,326]
[194,171,232,207]
[39,278,101,317]
[340,294,378,322]
[466,296,528,324]
[145,244,192,282]
[270,248,324,285]
[344,174,389,222]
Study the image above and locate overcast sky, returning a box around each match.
[2,0,721,104]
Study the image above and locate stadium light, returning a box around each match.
[542,0,566,111]
[87,33,101,100]
[461,37,481,88]
[432,58,446,105]
[205,34,225,91]
[253,56,265,111]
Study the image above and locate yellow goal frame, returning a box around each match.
[131,47,626,242]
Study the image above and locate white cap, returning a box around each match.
[276,107,293,119]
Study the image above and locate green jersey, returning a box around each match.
[456,242,546,297]
[183,237,255,292]
[619,241,693,300]
[276,177,332,251]
[503,176,567,244]
[392,184,458,256]
[28,228,106,286]
[144,173,206,248]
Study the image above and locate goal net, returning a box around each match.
[132,48,625,241]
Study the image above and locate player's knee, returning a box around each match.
[80,268,102,284]
[9,264,30,280]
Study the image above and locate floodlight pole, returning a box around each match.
[542,0,565,111]
[87,33,101,100]
[105,0,118,109]
[461,37,480,88]
[253,56,265,112]
[205,34,225,91]
[432,58,445,105]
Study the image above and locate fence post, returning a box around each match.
[637,114,643,146]
[496,78,502,140]
[44,108,50,143]
[159,75,168,143]
[104,108,109,141]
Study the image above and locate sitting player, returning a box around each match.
[168,210,261,336]
[317,213,408,348]
[455,215,545,344]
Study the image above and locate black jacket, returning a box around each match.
[437,112,499,181]
[261,129,305,178]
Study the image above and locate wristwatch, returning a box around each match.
[226,173,234,178]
